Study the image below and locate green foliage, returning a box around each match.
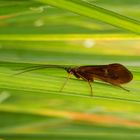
[37,0,140,34]
[0,0,140,140]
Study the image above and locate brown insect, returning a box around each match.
[16,63,133,96]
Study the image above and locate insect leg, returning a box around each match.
[59,72,72,92]
[115,84,129,92]
[110,83,129,92]
[87,80,93,96]
[76,73,93,96]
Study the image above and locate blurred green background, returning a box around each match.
[0,0,140,140]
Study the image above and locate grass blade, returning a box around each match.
[37,0,140,34]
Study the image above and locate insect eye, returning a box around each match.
[67,69,72,73]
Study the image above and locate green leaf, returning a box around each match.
[0,40,140,139]
[0,1,140,139]
[0,34,140,41]
[36,0,140,34]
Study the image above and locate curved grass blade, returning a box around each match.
[37,0,140,34]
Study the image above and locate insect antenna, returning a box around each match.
[14,64,73,92]
[14,65,71,75]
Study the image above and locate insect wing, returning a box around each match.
[77,64,133,84]
[77,65,109,78]
[107,63,133,84]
